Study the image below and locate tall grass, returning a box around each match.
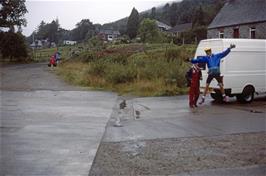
[58,43,196,96]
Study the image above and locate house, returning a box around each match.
[30,40,43,49]
[155,20,171,32]
[167,23,192,37]
[98,29,120,41]
[208,0,266,39]
[63,40,77,45]
[30,39,53,49]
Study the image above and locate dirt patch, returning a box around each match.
[89,132,266,175]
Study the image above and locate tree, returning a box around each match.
[0,32,28,61]
[0,0,27,31]
[127,7,139,39]
[33,19,61,44]
[169,3,178,27]
[138,18,159,43]
[48,19,60,43]
[71,19,95,42]
[150,7,156,19]
[162,3,170,23]
[36,21,47,39]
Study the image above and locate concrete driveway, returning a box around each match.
[105,96,266,142]
[0,63,117,176]
[90,95,266,175]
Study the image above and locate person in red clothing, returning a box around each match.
[48,55,57,67]
[186,64,202,108]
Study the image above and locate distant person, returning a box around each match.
[54,50,61,64]
[48,55,56,67]
[186,64,202,108]
[191,44,236,103]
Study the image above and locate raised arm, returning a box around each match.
[191,56,208,64]
[216,44,236,59]
[215,48,231,59]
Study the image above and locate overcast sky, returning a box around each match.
[23,0,174,36]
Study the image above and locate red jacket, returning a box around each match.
[50,56,56,65]
[186,65,202,87]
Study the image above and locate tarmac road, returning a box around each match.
[0,63,117,176]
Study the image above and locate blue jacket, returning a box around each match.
[191,48,231,74]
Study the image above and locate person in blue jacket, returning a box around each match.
[191,44,236,104]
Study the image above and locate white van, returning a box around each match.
[194,39,266,103]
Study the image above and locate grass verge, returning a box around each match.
[57,43,195,97]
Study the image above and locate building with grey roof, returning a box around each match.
[98,29,120,41]
[155,20,171,31]
[167,23,192,37]
[208,0,266,39]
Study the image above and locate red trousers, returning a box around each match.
[187,66,201,107]
[189,85,200,107]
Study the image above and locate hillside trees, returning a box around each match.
[36,21,47,39]
[33,19,60,44]
[71,19,95,42]
[169,3,178,27]
[192,6,206,27]
[127,7,139,39]
[32,18,96,44]
[105,0,226,39]
[48,19,60,43]
[29,18,99,45]
[160,3,170,24]
[150,7,156,19]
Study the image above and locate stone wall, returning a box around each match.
[207,22,266,39]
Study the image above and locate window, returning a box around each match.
[219,29,224,38]
[250,27,256,39]
[233,28,239,38]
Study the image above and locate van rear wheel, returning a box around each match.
[236,86,255,103]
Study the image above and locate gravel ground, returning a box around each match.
[89,132,266,175]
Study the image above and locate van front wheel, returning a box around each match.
[236,86,255,103]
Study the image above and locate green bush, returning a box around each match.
[165,47,181,62]
[88,60,107,77]
[105,64,137,84]
[79,51,96,62]
[88,36,104,49]
[103,53,129,65]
